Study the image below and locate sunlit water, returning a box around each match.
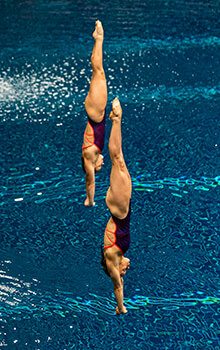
[0,0,220,349]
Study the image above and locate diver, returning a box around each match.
[101,98,132,314]
[81,20,107,206]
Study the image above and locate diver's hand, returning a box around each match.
[115,306,128,315]
[84,198,95,206]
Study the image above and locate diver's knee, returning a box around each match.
[91,62,105,75]
[109,144,120,158]
[111,152,125,166]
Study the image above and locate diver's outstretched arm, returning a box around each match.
[106,253,127,314]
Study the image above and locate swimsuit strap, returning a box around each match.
[82,121,95,150]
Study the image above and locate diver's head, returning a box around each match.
[101,246,130,278]
[81,154,104,173]
[119,256,130,277]
[95,154,104,173]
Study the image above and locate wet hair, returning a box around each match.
[81,156,98,174]
[81,156,86,173]
[100,244,110,277]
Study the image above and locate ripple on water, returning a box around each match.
[1,0,220,348]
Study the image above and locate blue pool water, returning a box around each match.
[0,0,220,349]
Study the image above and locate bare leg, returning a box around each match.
[91,21,104,73]
[85,21,107,121]
[106,99,131,217]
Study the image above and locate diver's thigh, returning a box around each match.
[85,73,107,121]
[110,165,130,200]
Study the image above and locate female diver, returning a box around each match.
[101,98,132,314]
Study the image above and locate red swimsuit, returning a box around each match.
[104,201,131,255]
[82,110,106,153]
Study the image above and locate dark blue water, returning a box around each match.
[0,0,220,349]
